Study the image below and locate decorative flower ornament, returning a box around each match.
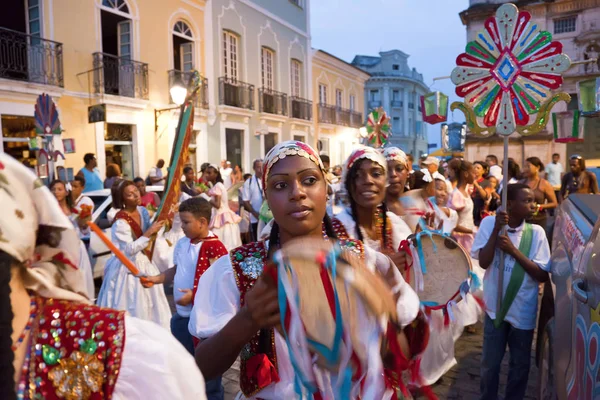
[48,351,104,400]
[365,107,391,147]
[451,3,571,136]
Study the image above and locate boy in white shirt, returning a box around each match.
[144,197,228,400]
[471,183,550,400]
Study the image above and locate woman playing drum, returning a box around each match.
[189,141,426,399]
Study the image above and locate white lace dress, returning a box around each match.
[208,182,242,251]
[97,206,172,328]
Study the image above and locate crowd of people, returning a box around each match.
[3,143,599,400]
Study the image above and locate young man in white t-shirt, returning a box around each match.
[471,183,550,400]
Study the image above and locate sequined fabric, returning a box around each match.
[230,242,278,398]
[17,298,125,399]
[192,237,228,302]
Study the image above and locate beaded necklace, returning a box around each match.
[11,296,37,351]
[360,207,393,252]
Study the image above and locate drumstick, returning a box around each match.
[87,221,154,287]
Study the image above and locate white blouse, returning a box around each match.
[114,316,207,399]
[189,242,420,399]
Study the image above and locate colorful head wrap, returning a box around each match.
[262,140,326,194]
[342,145,387,185]
[383,147,408,168]
[0,154,90,303]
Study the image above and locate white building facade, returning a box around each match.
[352,50,429,158]
[203,0,313,172]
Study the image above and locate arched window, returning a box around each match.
[172,21,194,72]
[102,0,130,14]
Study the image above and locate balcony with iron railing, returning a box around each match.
[335,107,351,126]
[391,100,403,108]
[318,103,336,124]
[290,96,312,121]
[168,69,208,109]
[218,77,254,110]
[0,27,63,87]
[350,111,363,128]
[259,88,287,116]
[93,52,149,99]
[368,100,381,109]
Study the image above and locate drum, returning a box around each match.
[407,231,473,309]
[266,238,398,398]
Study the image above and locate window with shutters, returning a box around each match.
[261,47,275,89]
[319,84,327,104]
[291,59,302,96]
[173,21,194,72]
[349,95,356,111]
[336,89,343,108]
[223,31,239,79]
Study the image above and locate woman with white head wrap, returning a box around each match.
[383,147,410,218]
[0,154,207,400]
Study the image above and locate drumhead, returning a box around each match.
[409,232,472,306]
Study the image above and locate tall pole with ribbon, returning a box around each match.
[450,3,571,313]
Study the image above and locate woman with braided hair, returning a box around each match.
[335,146,413,272]
[189,140,426,399]
[0,153,207,399]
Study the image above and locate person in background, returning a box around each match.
[473,184,550,400]
[499,158,521,195]
[49,179,95,299]
[421,156,440,175]
[231,164,243,185]
[407,154,415,176]
[147,159,166,187]
[76,153,103,192]
[560,154,599,199]
[97,180,171,328]
[143,197,228,400]
[204,164,242,251]
[181,166,201,197]
[220,160,233,188]
[486,154,503,180]
[447,159,477,253]
[238,173,252,243]
[519,157,557,230]
[472,161,491,227]
[134,177,161,208]
[384,147,409,218]
[242,159,264,241]
[70,175,95,249]
[545,153,564,204]
[104,163,122,189]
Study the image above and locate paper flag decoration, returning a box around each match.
[34,93,62,135]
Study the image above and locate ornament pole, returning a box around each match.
[496,135,510,314]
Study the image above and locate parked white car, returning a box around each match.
[86,186,164,279]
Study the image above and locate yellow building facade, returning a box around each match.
[312,50,370,167]
[0,0,370,181]
[0,0,208,181]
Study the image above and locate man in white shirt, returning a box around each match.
[545,152,564,193]
[486,154,503,180]
[147,159,166,187]
[471,183,550,400]
[220,160,233,189]
[70,175,95,249]
[242,159,264,241]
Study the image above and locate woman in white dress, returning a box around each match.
[0,154,206,400]
[446,159,477,253]
[97,180,172,329]
[204,164,242,251]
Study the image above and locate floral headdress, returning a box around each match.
[0,154,90,303]
[262,140,326,194]
[382,147,408,168]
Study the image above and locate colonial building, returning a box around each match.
[459,0,600,166]
[352,50,429,158]
[313,50,369,167]
[202,0,313,173]
[0,0,210,180]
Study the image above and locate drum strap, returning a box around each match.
[493,223,533,328]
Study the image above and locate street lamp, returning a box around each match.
[170,82,188,106]
[155,79,188,131]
